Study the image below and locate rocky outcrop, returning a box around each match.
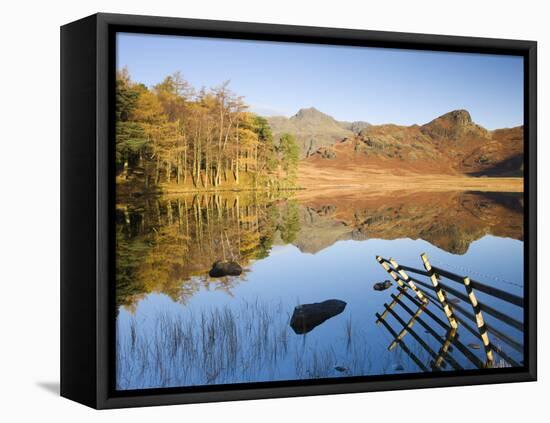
[339,120,371,134]
[420,109,490,142]
[313,147,337,159]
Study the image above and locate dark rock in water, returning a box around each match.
[209,260,243,277]
[392,363,404,371]
[334,366,348,373]
[290,299,347,334]
[373,280,392,291]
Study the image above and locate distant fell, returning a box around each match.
[300,109,523,177]
[267,107,370,158]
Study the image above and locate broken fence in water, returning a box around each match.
[375,253,524,370]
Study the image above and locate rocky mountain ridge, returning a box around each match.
[282,108,524,176]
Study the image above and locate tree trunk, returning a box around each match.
[235,121,240,184]
[122,158,129,180]
[183,150,187,184]
[155,156,161,185]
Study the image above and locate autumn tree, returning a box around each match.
[115,70,299,193]
[115,69,147,178]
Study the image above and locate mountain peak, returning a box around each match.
[293,107,332,120]
[434,109,473,126]
[422,109,489,142]
[267,108,353,158]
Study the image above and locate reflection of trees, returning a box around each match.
[279,200,300,243]
[116,190,523,311]
[116,193,299,310]
[115,230,148,311]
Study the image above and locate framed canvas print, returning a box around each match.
[60,13,537,409]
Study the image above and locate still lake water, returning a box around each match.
[115,189,524,390]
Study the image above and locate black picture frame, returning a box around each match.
[61,12,537,409]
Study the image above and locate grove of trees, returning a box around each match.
[116,69,299,193]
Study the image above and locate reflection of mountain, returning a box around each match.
[292,191,523,255]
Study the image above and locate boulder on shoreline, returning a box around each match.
[209,260,243,278]
[290,299,347,334]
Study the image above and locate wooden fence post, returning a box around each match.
[376,256,407,289]
[420,253,458,329]
[388,302,426,350]
[376,256,428,304]
[389,258,429,304]
[376,289,406,324]
[463,276,494,365]
[375,312,429,372]
[433,327,458,369]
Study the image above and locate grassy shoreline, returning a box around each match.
[117,176,523,200]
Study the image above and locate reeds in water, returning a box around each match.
[116,299,373,390]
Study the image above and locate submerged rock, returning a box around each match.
[373,280,392,291]
[290,299,347,334]
[334,366,348,373]
[209,260,243,278]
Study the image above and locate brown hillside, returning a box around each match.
[302,109,523,178]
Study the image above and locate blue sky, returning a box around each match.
[117,33,524,129]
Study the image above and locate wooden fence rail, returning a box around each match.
[375,253,524,370]
[420,288,523,356]
[378,257,524,331]
[392,289,485,369]
[412,277,523,331]
[391,260,523,307]
[388,292,472,370]
[375,312,430,372]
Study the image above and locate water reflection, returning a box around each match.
[374,254,523,371]
[115,190,524,389]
